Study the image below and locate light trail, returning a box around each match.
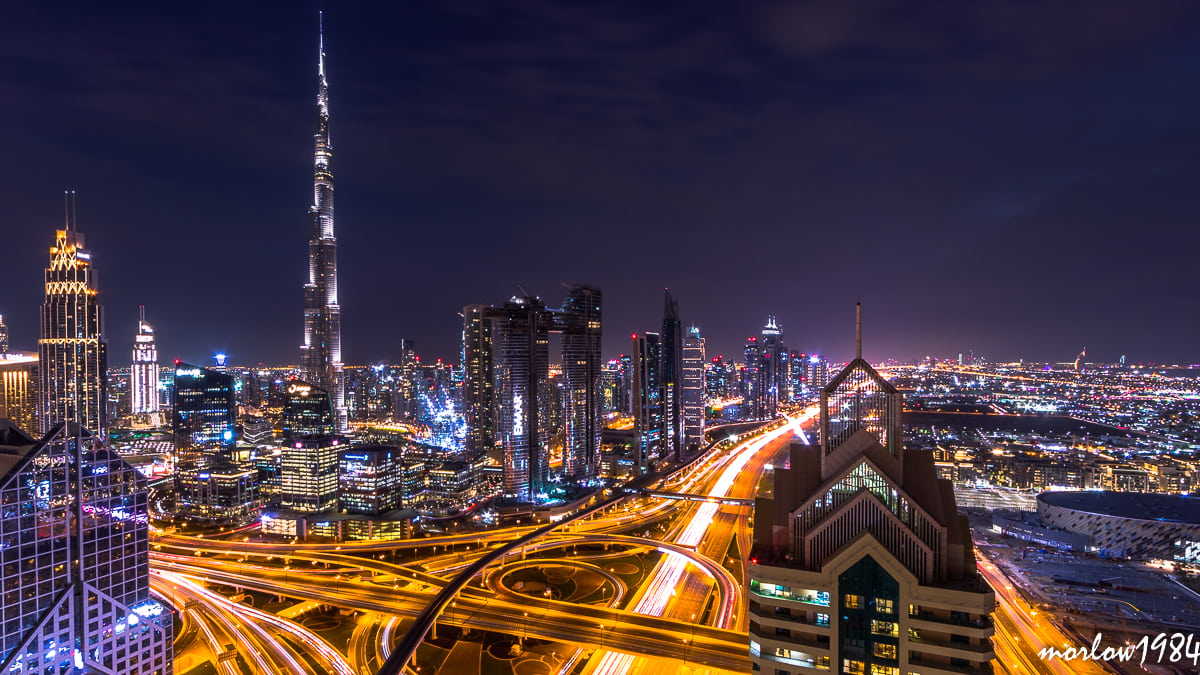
[590,413,811,675]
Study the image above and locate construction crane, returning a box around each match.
[1074,347,1086,372]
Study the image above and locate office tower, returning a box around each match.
[462,305,498,460]
[631,332,663,473]
[300,15,347,431]
[173,362,258,523]
[659,290,684,461]
[339,446,400,515]
[749,306,995,675]
[0,315,7,354]
[704,355,728,401]
[789,350,806,401]
[558,284,602,479]
[806,354,830,394]
[493,297,551,500]
[130,307,159,415]
[682,326,706,452]
[0,355,40,432]
[758,315,785,418]
[462,286,603,500]
[0,421,173,674]
[39,219,107,436]
[280,382,342,512]
[743,336,760,418]
[282,380,336,436]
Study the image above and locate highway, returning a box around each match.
[148,415,816,674]
[978,550,1109,675]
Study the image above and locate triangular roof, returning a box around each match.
[823,357,898,395]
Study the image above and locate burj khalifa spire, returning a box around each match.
[301,11,347,430]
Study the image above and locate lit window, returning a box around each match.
[844,594,861,609]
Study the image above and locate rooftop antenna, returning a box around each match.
[855,302,862,360]
[63,190,70,231]
[139,305,145,323]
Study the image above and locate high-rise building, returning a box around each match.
[280,382,342,513]
[339,445,401,515]
[0,315,8,354]
[749,306,995,675]
[631,332,662,474]
[660,290,684,461]
[758,315,785,418]
[742,336,760,418]
[462,305,498,461]
[788,350,806,401]
[39,221,107,436]
[705,355,729,401]
[558,284,602,480]
[682,326,706,452]
[0,420,173,674]
[282,380,336,436]
[462,286,603,500]
[130,307,159,415]
[0,355,39,432]
[806,354,831,395]
[173,362,257,523]
[281,435,343,513]
[300,15,347,431]
[493,297,551,500]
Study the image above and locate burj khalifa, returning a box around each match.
[301,12,347,430]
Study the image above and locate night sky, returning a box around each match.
[4,1,1200,366]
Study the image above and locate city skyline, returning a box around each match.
[4,3,1200,364]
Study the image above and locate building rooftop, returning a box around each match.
[1039,491,1200,525]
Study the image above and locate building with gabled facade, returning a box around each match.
[749,305,994,675]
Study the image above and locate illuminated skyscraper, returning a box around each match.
[758,315,785,418]
[462,286,603,500]
[280,381,342,513]
[631,332,662,474]
[0,355,39,432]
[173,362,257,524]
[300,13,347,431]
[39,210,107,436]
[0,420,173,674]
[281,380,336,436]
[682,326,705,452]
[130,307,159,415]
[660,290,684,461]
[749,305,995,675]
[0,315,8,354]
[558,284,602,480]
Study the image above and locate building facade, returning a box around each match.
[660,290,684,461]
[0,355,39,433]
[461,286,603,501]
[339,445,401,515]
[39,226,107,436]
[631,332,663,474]
[173,362,258,524]
[0,420,173,674]
[300,18,347,431]
[682,326,706,453]
[130,308,159,415]
[750,307,994,675]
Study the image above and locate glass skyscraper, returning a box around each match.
[129,308,159,416]
[39,224,107,436]
[461,285,603,501]
[0,420,173,674]
[631,331,662,473]
[172,362,258,524]
[300,15,347,431]
[681,326,706,452]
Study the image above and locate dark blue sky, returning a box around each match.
[3,1,1200,365]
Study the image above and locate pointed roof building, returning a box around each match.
[749,304,995,675]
